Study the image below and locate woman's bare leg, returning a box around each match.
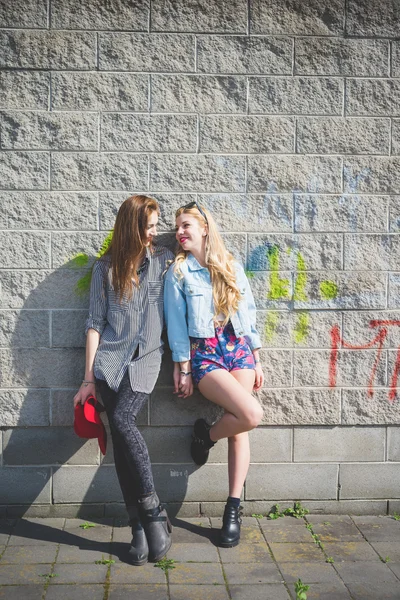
[197,368,262,442]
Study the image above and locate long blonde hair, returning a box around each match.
[174,205,241,324]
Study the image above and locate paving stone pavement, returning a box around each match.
[1,515,400,599]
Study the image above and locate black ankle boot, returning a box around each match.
[219,503,242,548]
[190,418,216,466]
[128,518,149,566]
[138,493,172,562]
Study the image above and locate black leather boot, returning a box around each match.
[138,492,172,562]
[128,517,149,566]
[219,503,242,548]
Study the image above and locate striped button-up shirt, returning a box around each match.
[85,245,175,393]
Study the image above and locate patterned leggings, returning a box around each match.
[96,371,155,511]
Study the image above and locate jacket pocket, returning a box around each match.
[148,281,163,304]
[185,284,205,325]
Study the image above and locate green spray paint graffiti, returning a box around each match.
[72,230,113,296]
[263,244,338,344]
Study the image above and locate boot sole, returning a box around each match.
[219,539,240,548]
[130,557,149,566]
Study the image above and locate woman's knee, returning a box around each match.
[242,401,263,430]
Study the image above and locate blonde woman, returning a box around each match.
[164,201,264,547]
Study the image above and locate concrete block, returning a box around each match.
[52,72,148,111]
[346,0,400,37]
[343,310,400,348]
[249,427,292,462]
[0,467,51,503]
[388,428,400,461]
[392,119,400,155]
[150,154,245,192]
[0,310,49,348]
[389,500,400,514]
[297,117,390,155]
[3,427,99,465]
[389,274,400,309]
[152,0,246,32]
[340,463,400,499]
[150,387,223,426]
[51,389,77,426]
[53,466,123,503]
[1,232,50,268]
[99,32,195,71]
[246,463,338,500]
[258,349,292,387]
[257,388,341,425]
[257,310,340,349]
[152,464,229,502]
[0,151,48,190]
[51,232,110,268]
[294,271,387,310]
[248,233,342,271]
[0,348,84,387]
[51,152,148,191]
[151,74,246,113]
[51,0,148,30]
[197,36,292,74]
[101,114,197,152]
[51,310,87,348]
[247,155,342,193]
[298,500,388,515]
[0,31,96,69]
[294,427,385,462]
[0,71,49,110]
[0,269,89,310]
[342,389,400,425]
[0,389,50,426]
[344,157,400,194]
[345,234,400,270]
[3,192,98,230]
[346,79,400,116]
[249,76,343,115]
[250,0,344,34]
[393,42,400,77]
[295,38,389,76]
[198,194,292,233]
[0,0,47,27]
[294,349,386,387]
[1,111,98,151]
[294,194,388,232]
[200,115,294,153]
[221,233,246,265]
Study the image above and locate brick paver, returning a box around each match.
[0,515,399,599]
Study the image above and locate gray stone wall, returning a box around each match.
[1,0,400,517]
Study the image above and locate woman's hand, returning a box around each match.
[73,382,96,407]
[173,362,193,398]
[253,363,264,391]
[177,372,193,398]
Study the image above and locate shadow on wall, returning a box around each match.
[2,232,223,521]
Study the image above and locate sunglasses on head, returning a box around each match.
[180,201,208,224]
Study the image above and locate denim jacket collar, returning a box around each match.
[186,253,206,272]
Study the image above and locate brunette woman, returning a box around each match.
[73,195,174,565]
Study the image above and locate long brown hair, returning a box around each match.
[174,205,241,325]
[105,195,159,300]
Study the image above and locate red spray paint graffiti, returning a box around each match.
[329,320,400,403]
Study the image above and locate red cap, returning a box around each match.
[74,395,107,455]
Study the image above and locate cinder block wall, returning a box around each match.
[1,0,400,518]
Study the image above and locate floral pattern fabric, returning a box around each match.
[190,321,255,385]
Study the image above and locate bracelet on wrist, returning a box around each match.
[254,359,261,364]
[82,379,95,384]
[180,371,192,376]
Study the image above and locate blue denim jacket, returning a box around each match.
[164,253,262,362]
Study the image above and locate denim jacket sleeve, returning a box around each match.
[237,264,262,351]
[85,258,109,336]
[164,267,191,362]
